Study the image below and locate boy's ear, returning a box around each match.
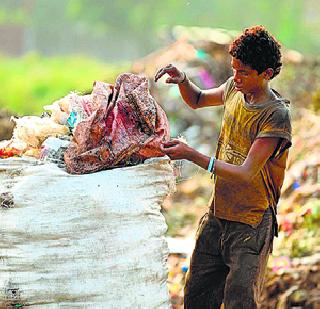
[264,68,274,80]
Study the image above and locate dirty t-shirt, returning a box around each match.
[209,77,292,227]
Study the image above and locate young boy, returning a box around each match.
[155,26,292,308]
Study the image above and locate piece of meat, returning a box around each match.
[64,73,170,174]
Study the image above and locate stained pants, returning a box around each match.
[184,208,274,309]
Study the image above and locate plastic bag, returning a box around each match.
[0,156,174,308]
[40,136,71,167]
[43,102,69,125]
[11,116,69,148]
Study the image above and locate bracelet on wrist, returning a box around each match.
[207,156,215,173]
[210,157,216,179]
[207,156,216,179]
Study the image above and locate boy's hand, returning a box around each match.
[160,139,191,160]
[154,64,186,84]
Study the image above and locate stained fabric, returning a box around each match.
[64,73,170,174]
[184,208,274,309]
[210,77,292,227]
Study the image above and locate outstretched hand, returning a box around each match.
[154,64,185,84]
[160,139,192,160]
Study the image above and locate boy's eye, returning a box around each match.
[233,69,248,77]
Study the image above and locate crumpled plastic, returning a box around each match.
[40,136,71,167]
[43,102,69,125]
[64,73,170,174]
[11,116,69,148]
[0,116,69,159]
[43,81,111,129]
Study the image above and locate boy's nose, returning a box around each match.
[233,73,241,83]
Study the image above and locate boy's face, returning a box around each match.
[231,58,268,94]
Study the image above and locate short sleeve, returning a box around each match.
[223,77,236,103]
[257,105,292,157]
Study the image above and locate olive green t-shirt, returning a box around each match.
[209,77,292,227]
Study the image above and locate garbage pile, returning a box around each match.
[261,254,320,308]
[167,253,189,308]
[0,115,69,160]
[0,73,170,174]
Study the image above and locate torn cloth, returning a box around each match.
[64,73,170,174]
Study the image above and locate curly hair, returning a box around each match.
[229,26,282,79]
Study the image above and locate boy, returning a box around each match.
[155,26,291,308]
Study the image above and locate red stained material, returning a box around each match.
[0,147,23,158]
[64,73,170,174]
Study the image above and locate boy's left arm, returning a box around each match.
[213,137,280,182]
[161,137,281,182]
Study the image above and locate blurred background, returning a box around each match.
[0,1,320,308]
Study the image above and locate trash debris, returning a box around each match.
[64,73,170,174]
[1,73,170,175]
[0,147,23,159]
[40,136,71,168]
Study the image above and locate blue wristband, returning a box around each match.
[210,157,216,179]
[207,156,215,172]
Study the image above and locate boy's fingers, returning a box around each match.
[155,67,170,81]
[166,77,180,84]
[155,65,177,82]
[162,140,179,147]
[154,69,165,82]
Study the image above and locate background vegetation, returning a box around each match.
[0,0,319,60]
[0,0,319,115]
[0,54,128,115]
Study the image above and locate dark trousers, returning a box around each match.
[184,208,274,309]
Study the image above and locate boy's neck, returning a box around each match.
[245,85,275,105]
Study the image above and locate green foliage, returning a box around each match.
[63,0,316,55]
[0,0,319,59]
[0,53,129,115]
[0,4,28,25]
[291,232,314,257]
[302,199,320,232]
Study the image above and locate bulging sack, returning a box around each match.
[0,157,175,308]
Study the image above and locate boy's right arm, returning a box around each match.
[179,78,226,109]
[154,64,226,109]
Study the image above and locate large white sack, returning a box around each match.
[0,157,175,308]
